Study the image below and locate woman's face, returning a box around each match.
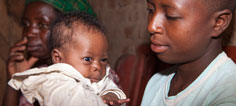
[147,0,214,64]
[22,2,57,59]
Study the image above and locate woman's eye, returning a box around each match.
[166,15,181,20]
[83,57,92,62]
[21,21,30,27]
[38,23,48,29]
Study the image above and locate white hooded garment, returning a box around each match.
[9,63,126,106]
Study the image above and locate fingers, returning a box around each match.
[103,100,115,105]
[7,37,28,76]
[10,37,27,55]
[8,37,27,61]
[8,52,25,62]
[8,48,26,63]
[27,57,39,68]
[103,100,108,104]
[109,101,114,105]
[7,57,39,79]
[10,38,27,54]
[117,98,130,104]
[15,37,27,46]
[104,98,130,106]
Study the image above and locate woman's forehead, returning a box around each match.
[148,0,201,8]
[24,2,56,18]
[148,0,207,16]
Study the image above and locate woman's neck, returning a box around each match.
[168,40,223,96]
[33,57,52,68]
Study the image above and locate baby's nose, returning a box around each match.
[92,61,102,72]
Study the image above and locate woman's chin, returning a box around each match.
[29,52,49,59]
[156,54,178,64]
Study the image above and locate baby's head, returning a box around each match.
[147,0,236,64]
[50,11,108,83]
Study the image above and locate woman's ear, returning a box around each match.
[51,49,63,63]
[212,9,232,37]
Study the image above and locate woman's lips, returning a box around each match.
[151,43,168,53]
[27,45,40,52]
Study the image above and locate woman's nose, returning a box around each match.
[148,12,164,35]
[24,25,39,38]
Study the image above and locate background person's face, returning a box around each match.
[22,2,57,59]
[147,0,214,64]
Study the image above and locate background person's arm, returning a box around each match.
[3,85,20,106]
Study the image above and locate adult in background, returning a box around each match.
[4,0,95,105]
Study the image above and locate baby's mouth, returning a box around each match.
[90,78,100,83]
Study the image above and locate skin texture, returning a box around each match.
[52,28,130,105]
[4,2,58,106]
[52,30,109,83]
[5,4,129,106]
[147,0,232,96]
[22,2,57,59]
[7,1,57,79]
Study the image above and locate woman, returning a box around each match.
[4,0,95,105]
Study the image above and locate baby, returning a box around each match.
[8,11,129,106]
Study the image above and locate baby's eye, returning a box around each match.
[147,8,155,14]
[83,57,92,62]
[100,58,108,63]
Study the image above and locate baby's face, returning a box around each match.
[61,30,108,83]
[147,0,215,64]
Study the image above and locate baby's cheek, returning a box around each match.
[100,68,106,78]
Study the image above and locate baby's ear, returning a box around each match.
[51,49,63,63]
[212,9,232,37]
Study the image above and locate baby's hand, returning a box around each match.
[101,93,130,106]
[104,99,130,106]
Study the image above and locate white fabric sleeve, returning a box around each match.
[9,71,107,106]
[99,78,127,100]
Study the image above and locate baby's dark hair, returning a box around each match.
[203,0,236,12]
[49,11,104,51]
